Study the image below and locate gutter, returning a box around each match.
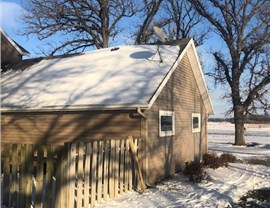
[1,104,149,113]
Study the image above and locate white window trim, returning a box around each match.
[192,113,201,133]
[159,110,175,137]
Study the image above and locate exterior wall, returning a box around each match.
[1,110,142,145]
[1,35,22,66]
[145,54,208,184]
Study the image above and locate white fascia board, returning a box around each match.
[0,28,30,56]
[187,40,215,115]
[0,103,149,113]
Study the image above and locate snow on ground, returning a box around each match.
[208,122,270,160]
[97,122,270,208]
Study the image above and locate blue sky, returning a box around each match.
[0,0,229,118]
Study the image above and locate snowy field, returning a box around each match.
[97,122,270,208]
[208,122,270,161]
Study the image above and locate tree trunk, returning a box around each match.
[233,104,246,145]
[102,36,109,48]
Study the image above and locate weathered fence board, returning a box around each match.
[19,144,26,208]
[3,144,11,206]
[84,142,91,207]
[25,144,34,208]
[114,139,120,198]
[103,140,109,201]
[109,140,115,199]
[1,137,143,208]
[77,142,84,208]
[119,140,124,195]
[36,146,44,208]
[11,144,18,208]
[61,145,68,208]
[1,144,62,208]
[68,143,76,208]
[45,146,53,208]
[90,141,96,208]
[97,141,103,204]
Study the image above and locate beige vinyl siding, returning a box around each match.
[1,110,142,145]
[145,54,207,184]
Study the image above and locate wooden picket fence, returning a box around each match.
[1,137,143,208]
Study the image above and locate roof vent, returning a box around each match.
[111,47,120,52]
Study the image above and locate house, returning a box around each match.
[1,28,30,69]
[1,38,214,184]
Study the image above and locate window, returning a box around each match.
[159,110,175,137]
[192,113,201,133]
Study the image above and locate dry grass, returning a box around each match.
[245,157,270,167]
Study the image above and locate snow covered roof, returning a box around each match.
[1,39,214,114]
[0,28,30,56]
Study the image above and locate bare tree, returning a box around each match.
[134,0,208,46]
[21,0,137,55]
[163,0,208,46]
[135,0,164,45]
[189,0,270,145]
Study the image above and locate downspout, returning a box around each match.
[206,114,209,154]
[137,107,146,119]
[136,107,152,187]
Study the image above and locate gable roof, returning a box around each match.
[1,39,214,114]
[0,28,30,56]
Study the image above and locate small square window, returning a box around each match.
[159,110,175,137]
[192,113,201,133]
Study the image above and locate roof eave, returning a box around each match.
[188,40,215,115]
[20,52,31,57]
[0,103,150,113]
